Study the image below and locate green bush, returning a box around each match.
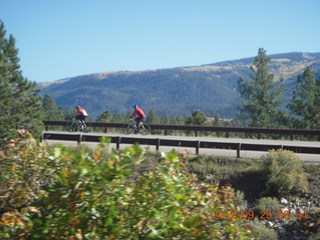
[245,219,277,240]
[233,190,248,211]
[260,150,308,197]
[254,197,283,213]
[187,155,258,184]
[0,132,256,239]
[303,163,320,181]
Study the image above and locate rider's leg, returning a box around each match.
[83,116,87,128]
[80,116,86,128]
[135,117,143,133]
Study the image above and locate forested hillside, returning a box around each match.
[38,52,320,118]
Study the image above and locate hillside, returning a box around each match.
[38,52,320,119]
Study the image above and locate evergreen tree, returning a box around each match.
[185,110,208,126]
[288,66,320,129]
[112,112,129,123]
[42,94,65,120]
[112,112,122,123]
[96,110,112,122]
[212,115,222,137]
[160,113,170,124]
[146,109,160,124]
[213,115,222,127]
[238,48,285,128]
[64,108,75,121]
[146,109,161,134]
[0,20,43,145]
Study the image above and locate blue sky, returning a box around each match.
[1,0,319,83]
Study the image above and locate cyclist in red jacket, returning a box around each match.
[130,105,146,129]
[75,106,88,127]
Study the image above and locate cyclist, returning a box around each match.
[75,106,88,128]
[130,105,146,132]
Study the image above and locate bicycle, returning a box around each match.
[66,117,91,132]
[125,118,151,135]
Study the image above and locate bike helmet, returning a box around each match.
[133,105,138,108]
[76,106,81,109]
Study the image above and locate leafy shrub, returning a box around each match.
[260,150,308,197]
[0,132,256,239]
[0,130,61,238]
[303,163,320,181]
[233,190,248,211]
[245,218,277,240]
[187,155,258,184]
[253,197,282,215]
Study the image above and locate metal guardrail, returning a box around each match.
[43,120,320,139]
[41,132,320,158]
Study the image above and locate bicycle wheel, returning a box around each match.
[139,123,151,135]
[66,122,78,132]
[125,124,136,135]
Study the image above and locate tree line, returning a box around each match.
[39,49,320,132]
[1,19,320,146]
[238,48,320,130]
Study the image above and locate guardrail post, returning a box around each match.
[226,132,229,138]
[195,131,198,137]
[104,127,107,133]
[156,138,160,151]
[164,130,168,136]
[195,141,200,155]
[237,143,241,158]
[116,137,121,150]
[77,134,82,146]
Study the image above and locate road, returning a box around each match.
[42,131,320,163]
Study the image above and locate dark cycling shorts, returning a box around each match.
[76,115,86,121]
[135,117,145,123]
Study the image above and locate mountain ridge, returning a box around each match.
[38,52,320,119]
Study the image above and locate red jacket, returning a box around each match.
[76,108,88,116]
[131,107,146,118]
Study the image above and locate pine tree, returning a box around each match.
[42,94,65,120]
[238,48,285,128]
[185,110,208,126]
[96,110,112,122]
[160,113,170,124]
[288,66,320,129]
[64,108,75,121]
[146,109,160,124]
[146,109,161,134]
[0,20,43,145]
[213,115,222,127]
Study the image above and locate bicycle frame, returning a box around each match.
[67,118,86,132]
[125,119,150,135]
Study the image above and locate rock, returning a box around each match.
[266,221,274,227]
[281,198,288,205]
[290,209,296,215]
[277,226,287,236]
[290,203,297,209]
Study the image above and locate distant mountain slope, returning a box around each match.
[38,52,320,119]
